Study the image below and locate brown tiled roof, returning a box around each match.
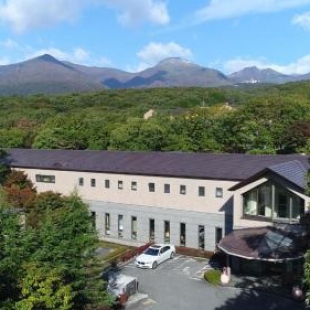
[218,226,306,261]
[7,148,309,181]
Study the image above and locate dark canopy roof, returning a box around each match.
[218,226,307,262]
[7,148,309,182]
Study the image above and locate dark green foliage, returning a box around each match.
[204,269,222,286]
[0,190,114,310]
[0,150,11,185]
[0,83,310,153]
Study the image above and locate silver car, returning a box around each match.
[135,244,175,269]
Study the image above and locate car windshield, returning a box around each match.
[144,248,159,256]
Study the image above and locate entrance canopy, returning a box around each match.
[218,225,307,262]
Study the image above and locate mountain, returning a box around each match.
[0,54,308,95]
[103,57,232,88]
[228,66,291,84]
[0,54,105,95]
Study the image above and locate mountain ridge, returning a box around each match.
[0,54,308,95]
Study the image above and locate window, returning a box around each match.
[215,227,223,245]
[118,181,123,190]
[180,223,186,246]
[164,184,170,193]
[131,181,137,191]
[215,187,223,198]
[78,177,84,186]
[91,211,96,228]
[131,216,137,239]
[35,174,55,183]
[243,181,305,221]
[118,215,123,237]
[198,186,205,197]
[149,219,155,241]
[198,225,205,250]
[91,178,96,187]
[105,179,110,189]
[164,221,170,243]
[105,213,110,235]
[180,185,186,195]
[149,183,155,192]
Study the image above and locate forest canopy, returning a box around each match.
[1,81,310,154]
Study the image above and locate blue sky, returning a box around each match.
[0,0,310,74]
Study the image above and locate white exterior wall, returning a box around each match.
[15,167,237,251]
[20,168,237,215]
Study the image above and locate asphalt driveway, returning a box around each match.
[120,255,306,310]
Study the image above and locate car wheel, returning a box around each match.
[152,261,158,269]
[170,252,175,259]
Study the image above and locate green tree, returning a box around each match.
[0,149,10,185]
[27,193,114,310]
[16,263,74,310]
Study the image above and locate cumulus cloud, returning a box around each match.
[194,0,310,22]
[223,54,310,75]
[0,0,169,32]
[102,0,169,26]
[126,42,192,72]
[137,42,192,64]
[292,11,310,30]
[0,0,85,33]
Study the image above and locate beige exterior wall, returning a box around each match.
[233,177,310,229]
[18,168,237,215]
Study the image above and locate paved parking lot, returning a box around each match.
[120,255,306,310]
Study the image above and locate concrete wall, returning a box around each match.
[89,200,232,252]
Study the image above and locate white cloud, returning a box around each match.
[0,0,169,33]
[102,0,170,26]
[23,46,113,67]
[137,42,192,65]
[223,54,310,75]
[292,11,310,30]
[0,0,85,33]
[194,0,310,22]
[0,56,11,65]
[0,38,19,49]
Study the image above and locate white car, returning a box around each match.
[135,244,175,269]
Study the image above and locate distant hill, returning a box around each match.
[0,54,308,95]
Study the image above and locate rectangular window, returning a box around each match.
[180,185,186,195]
[105,213,110,235]
[91,211,96,228]
[78,177,84,186]
[149,219,155,241]
[35,174,55,183]
[91,178,96,187]
[198,225,205,250]
[131,216,137,239]
[164,221,170,243]
[215,187,223,198]
[164,184,170,193]
[149,183,155,192]
[131,181,137,191]
[215,227,223,245]
[118,215,123,237]
[180,223,186,246]
[105,179,110,189]
[118,181,123,190]
[198,186,205,197]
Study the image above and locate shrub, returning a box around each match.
[204,269,221,286]
[176,246,214,259]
